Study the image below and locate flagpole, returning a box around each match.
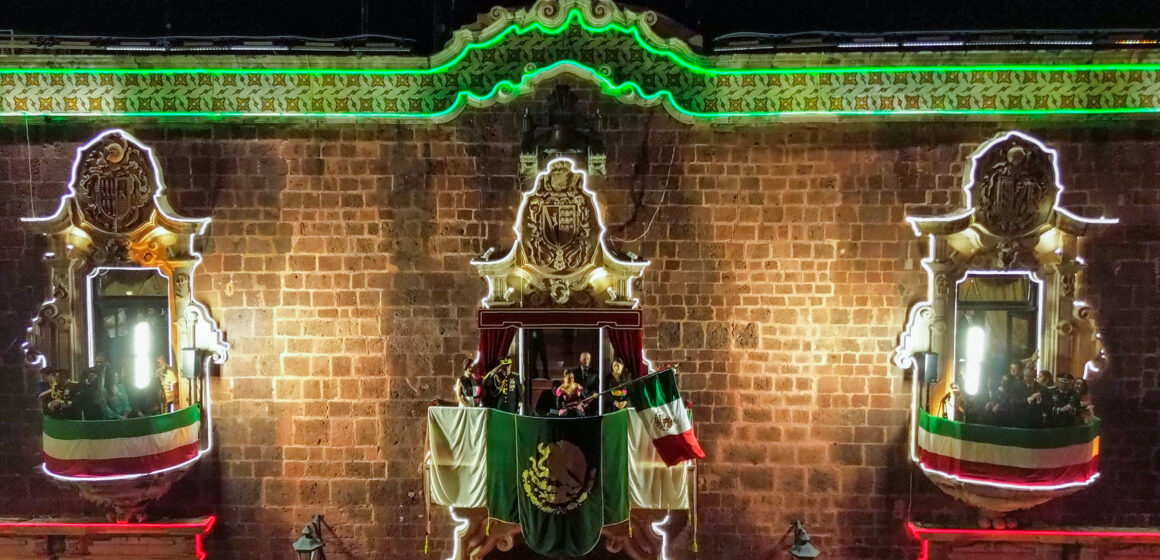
[572,365,677,406]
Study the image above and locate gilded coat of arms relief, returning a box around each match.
[521,160,596,274]
[75,135,154,234]
[971,137,1056,238]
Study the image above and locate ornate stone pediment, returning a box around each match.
[74,134,156,234]
[908,131,1116,241]
[970,134,1056,238]
[520,160,597,273]
[23,129,228,376]
[472,157,646,308]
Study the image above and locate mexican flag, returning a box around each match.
[917,409,1099,486]
[626,368,705,467]
[487,409,629,557]
[43,405,201,477]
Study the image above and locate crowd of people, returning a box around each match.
[950,361,1094,429]
[454,351,632,417]
[39,354,180,421]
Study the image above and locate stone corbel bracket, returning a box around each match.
[446,507,673,560]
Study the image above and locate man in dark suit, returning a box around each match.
[576,352,598,397]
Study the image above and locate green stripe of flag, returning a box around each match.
[601,409,630,525]
[627,368,680,411]
[919,409,1099,449]
[44,405,201,441]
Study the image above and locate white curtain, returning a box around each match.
[628,412,689,509]
[427,407,489,507]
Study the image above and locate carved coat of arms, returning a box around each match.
[76,136,154,234]
[973,140,1055,237]
[521,160,596,273]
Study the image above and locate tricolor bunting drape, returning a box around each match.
[43,405,201,477]
[917,409,1100,486]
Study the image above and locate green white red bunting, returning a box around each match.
[43,405,201,477]
[917,409,1099,487]
[625,368,705,467]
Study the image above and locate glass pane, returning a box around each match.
[954,274,1039,398]
[89,268,171,391]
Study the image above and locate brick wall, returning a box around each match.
[0,80,1157,559]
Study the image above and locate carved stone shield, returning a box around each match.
[970,135,1056,237]
[520,160,596,273]
[75,135,154,234]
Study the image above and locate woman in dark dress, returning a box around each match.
[606,358,630,412]
[454,359,481,407]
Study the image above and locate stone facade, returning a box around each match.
[0,80,1157,559]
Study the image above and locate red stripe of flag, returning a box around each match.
[919,449,1098,487]
[653,429,705,466]
[45,442,200,477]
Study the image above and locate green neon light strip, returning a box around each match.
[6,58,1160,120]
[3,10,1160,118]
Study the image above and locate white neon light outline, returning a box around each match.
[650,513,673,560]
[471,156,650,308]
[29,129,228,482]
[918,461,1100,491]
[904,130,1117,237]
[22,128,211,236]
[445,509,472,560]
[896,131,1114,494]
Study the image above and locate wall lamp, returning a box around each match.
[787,520,820,559]
[292,514,325,560]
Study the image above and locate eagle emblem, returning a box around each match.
[521,441,596,514]
[653,413,675,432]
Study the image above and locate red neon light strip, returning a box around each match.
[0,515,215,532]
[907,521,1160,539]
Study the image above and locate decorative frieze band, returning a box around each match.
[4,1,1160,122]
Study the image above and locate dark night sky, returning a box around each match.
[5,0,1160,51]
